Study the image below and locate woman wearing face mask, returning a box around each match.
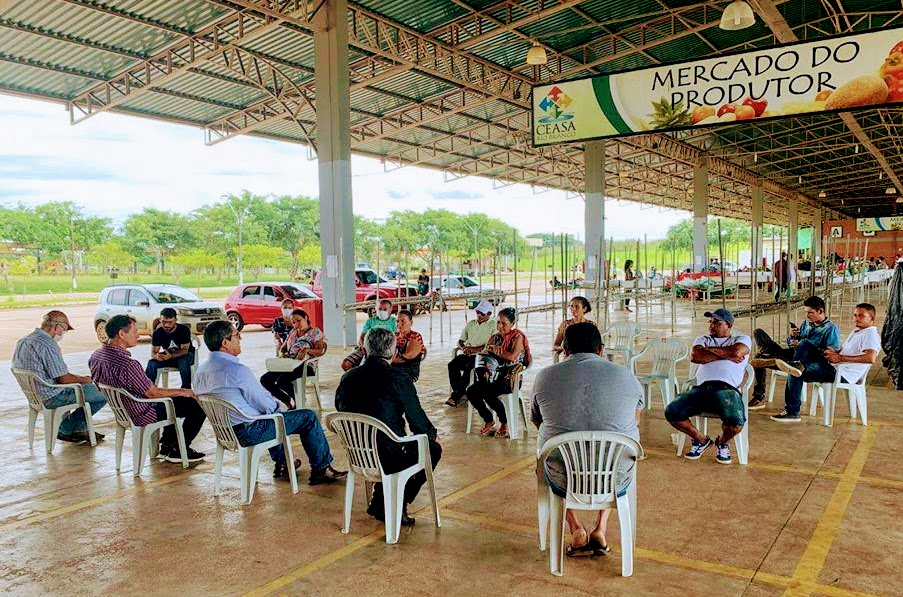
[341,299,398,371]
[391,310,426,381]
[464,307,532,438]
[552,296,595,357]
[272,299,295,355]
[260,309,327,408]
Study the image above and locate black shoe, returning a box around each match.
[445,393,461,407]
[164,446,205,463]
[400,505,415,526]
[367,500,385,522]
[57,432,87,444]
[72,430,105,443]
[309,465,348,485]
[770,410,801,423]
[273,458,302,480]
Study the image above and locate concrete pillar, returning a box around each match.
[314,0,356,344]
[692,158,708,272]
[789,199,799,295]
[584,141,605,298]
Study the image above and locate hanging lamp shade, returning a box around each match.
[526,42,547,65]
[719,1,755,30]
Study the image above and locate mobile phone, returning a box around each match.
[789,322,798,329]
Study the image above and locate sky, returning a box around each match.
[0,94,686,240]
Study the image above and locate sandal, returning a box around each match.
[566,542,595,557]
[479,423,496,437]
[496,424,509,439]
[588,538,611,555]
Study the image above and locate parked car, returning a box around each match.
[384,267,406,280]
[311,268,421,313]
[429,274,505,309]
[224,282,323,332]
[94,283,225,342]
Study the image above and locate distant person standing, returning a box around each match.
[773,252,789,301]
[417,269,430,296]
[621,260,635,312]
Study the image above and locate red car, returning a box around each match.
[224,282,324,332]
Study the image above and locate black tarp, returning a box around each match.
[881,260,903,390]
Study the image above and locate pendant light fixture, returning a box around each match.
[719,1,756,31]
[526,41,547,65]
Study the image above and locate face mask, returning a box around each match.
[377,309,390,320]
[53,333,64,344]
[281,309,293,317]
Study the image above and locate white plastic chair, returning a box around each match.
[12,368,98,452]
[96,384,189,475]
[767,369,807,405]
[603,322,643,365]
[465,367,529,439]
[155,336,200,388]
[325,412,441,545]
[197,394,298,504]
[676,364,753,465]
[629,338,688,411]
[536,431,643,577]
[265,356,323,411]
[808,364,871,426]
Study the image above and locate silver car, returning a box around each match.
[94,283,225,341]
[429,274,505,309]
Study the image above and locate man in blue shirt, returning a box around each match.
[748,295,839,410]
[194,320,346,484]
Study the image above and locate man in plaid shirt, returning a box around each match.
[13,310,107,444]
[89,315,207,462]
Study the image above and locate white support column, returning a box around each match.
[314,0,356,344]
[751,184,764,268]
[692,158,709,272]
[584,141,605,299]
[789,199,799,295]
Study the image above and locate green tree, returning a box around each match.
[242,244,289,279]
[34,201,111,288]
[122,208,195,274]
[254,194,320,277]
[87,240,132,272]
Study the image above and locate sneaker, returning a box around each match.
[749,358,776,369]
[770,410,801,423]
[775,359,804,378]
[164,447,206,463]
[309,465,348,485]
[748,396,768,410]
[684,437,714,460]
[715,441,732,464]
[57,432,88,444]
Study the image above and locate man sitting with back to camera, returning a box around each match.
[89,315,207,462]
[194,320,346,483]
[665,308,750,465]
[335,327,442,527]
[144,307,195,389]
[532,322,644,557]
[747,295,839,410]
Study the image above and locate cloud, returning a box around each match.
[430,189,482,200]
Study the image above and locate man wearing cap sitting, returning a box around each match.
[665,308,751,464]
[12,310,107,444]
[446,299,497,406]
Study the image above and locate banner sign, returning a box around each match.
[857,216,903,232]
[533,26,903,146]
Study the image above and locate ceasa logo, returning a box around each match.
[536,86,576,141]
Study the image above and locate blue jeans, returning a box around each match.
[145,351,194,389]
[233,409,332,472]
[43,384,107,435]
[784,340,844,415]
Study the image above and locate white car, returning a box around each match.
[429,274,505,309]
[94,283,225,341]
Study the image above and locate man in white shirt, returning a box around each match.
[446,300,496,406]
[771,303,881,422]
[665,308,751,464]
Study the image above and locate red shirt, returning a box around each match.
[89,344,155,426]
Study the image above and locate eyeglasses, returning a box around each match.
[50,321,70,330]
[229,332,242,340]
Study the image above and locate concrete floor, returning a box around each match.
[0,295,901,596]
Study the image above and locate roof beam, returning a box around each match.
[67,3,319,124]
[754,0,903,201]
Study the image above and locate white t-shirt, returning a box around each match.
[693,334,751,389]
[838,326,881,383]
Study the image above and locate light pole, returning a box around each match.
[227,200,246,285]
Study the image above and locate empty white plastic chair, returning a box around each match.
[197,394,298,504]
[676,364,753,465]
[603,322,643,365]
[12,368,98,452]
[155,336,200,388]
[96,384,189,475]
[536,431,643,577]
[465,367,529,439]
[808,364,872,426]
[629,338,688,411]
[326,412,441,544]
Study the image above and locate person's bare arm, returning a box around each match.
[489,335,523,362]
[56,373,91,385]
[552,322,567,352]
[707,344,750,363]
[145,385,195,399]
[824,348,877,365]
[691,345,721,364]
[303,339,327,358]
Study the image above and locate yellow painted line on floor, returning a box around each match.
[0,470,195,532]
[243,456,535,597]
[782,425,879,597]
[440,508,879,597]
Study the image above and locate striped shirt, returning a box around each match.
[89,343,155,426]
[12,329,69,400]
